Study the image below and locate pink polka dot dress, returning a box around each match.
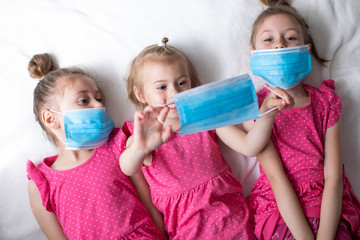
[27,128,166,240]
[246,80,360,239]
[123,122,255,240]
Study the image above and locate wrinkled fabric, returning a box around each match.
[123,122,255,240]
[27,128,166,240]
[247,80,360,239]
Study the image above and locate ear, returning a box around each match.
[308,43,312,53]
[249,46,254,56]
[133,86,147,104]
[42,110,61,129]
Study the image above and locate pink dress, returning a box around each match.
[123,122,255,240]
[27,128,166,240]
[246,80,360,239]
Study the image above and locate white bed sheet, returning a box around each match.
[0,0,359,239]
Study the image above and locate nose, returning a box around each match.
[274,39,286,49]
[169,84,180,100]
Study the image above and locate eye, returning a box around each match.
[78,98,89,105]
[264,38,272,42]
[178,80,188,86]
[286,36,297,41]
[156,85,167,90]
[96,97,104,103]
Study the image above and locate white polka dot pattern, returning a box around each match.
[246,80,360,238]
[124,122,256,239]
[27,129,166,239]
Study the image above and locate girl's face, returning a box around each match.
[253,13,305,50]
[135,59,192,120]
[58,74,104,112]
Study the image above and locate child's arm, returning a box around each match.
[28,180,68,240]
[316,120,343,240]
[129,172,168,238]
[257,140,314,240]
[216,87,293,156]
[120,106,172,176]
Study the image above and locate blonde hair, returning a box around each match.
[252,0,328,66]
[28,53,94,145]
[125,37,201,110]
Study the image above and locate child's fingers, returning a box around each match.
[134,111,144,122]
[161,125,172,143]
[270,87,294,105]
[143,105,155,115]
[158,107,170,123]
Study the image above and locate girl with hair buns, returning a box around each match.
[245,0,360,239]
[120,37,293,239]
[26,53,167,239]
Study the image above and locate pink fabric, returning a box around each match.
[27,128,166,240]
[272,218,352,240]
[123,122,255,240]
[246,80,360,239]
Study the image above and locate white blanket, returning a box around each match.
[0,0,359,238]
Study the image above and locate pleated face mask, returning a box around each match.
[171,74,260,135]
[51,107,115,150]
[250,45,311,89]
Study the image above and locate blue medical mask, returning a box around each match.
[250,45,311,89]
[172,74,260,135]
[51,107,114,150]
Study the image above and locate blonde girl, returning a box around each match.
[120,37,293,239]
[26,53,167,239]
[246,1,360,239]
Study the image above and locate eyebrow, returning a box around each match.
[152,75,189,84]
[259,28,300,35]
[75,89,100,95]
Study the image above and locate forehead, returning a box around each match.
[141,57,188,79]
[57,74,97,94]
[257,13,302,32]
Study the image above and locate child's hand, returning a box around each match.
[133,106,172,154]
[260,86,294,116]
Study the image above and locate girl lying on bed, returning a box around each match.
[26,53,167,239]
[245,0,360,239]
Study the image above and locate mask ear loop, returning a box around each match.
[49,109,67,145]
[154,102,179,133]
[258,83,286,117]
[153,101,174,108]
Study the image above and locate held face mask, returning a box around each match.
[250,45,311,89]
[51,107,114,150]
[172,74,260,135]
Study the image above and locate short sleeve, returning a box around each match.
[109,128,127,153]
[26,160,54,212]
[122,121,135,137]
[107,128,128,157]
[319,80,342,128]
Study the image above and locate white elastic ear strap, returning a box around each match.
[51,128,66,145]
[157,116,168,127]
[258,83,286,117]
[49,109,66,144]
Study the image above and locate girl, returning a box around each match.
[26,53,167,239]
[120,37,293,239]
[246,1,360,239]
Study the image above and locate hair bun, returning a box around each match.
[161,37,169,44]
[260,0,290,7]
[28,53,59,79]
